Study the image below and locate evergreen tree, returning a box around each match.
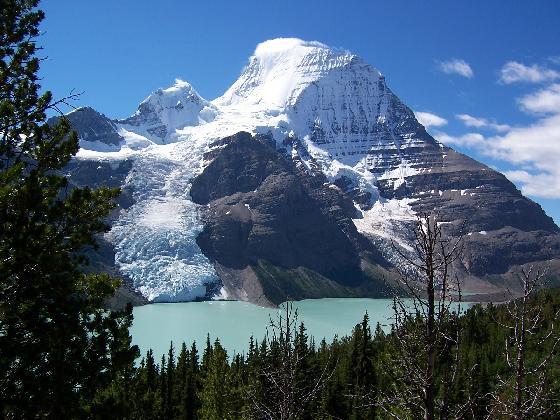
[146,349,157,392]
[166,342,176,418]
[348,313,377,419]
[184,341,201,419]
[245,335,265,417]
[135,349,162,419]
[199,338,231,419]
[160,354,167,407]
[201,334,213,375]
[229,353,247,417]
[176,342,189,413]
[0,1,137,417]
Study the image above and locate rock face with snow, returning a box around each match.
[59,38,560,305]
[190,131,391,305]
[50,107,122,147]
[119,80,218,143]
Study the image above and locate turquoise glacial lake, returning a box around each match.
[131,298,469,360]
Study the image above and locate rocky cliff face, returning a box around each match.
[189,132,391,305]
[57,38,560,305]
[50,107,122,147]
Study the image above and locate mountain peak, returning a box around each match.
[65,39,560,304]
[145,78,204,108]
[119,79,217,142]
[253,38,331,58]
[160,78,195,94]
[215,38,377,110]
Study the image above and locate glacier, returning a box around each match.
[75,38,436,302]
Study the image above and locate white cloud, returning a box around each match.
[435,83,560,199]
[518,83,560,114]
[434,131,484,148]
[415,111,447,128]
[456,114,510,132]
[504,170,560,199]
[476,114,560,199]
[438,59,474,78]
[486,113,560,177]
[499,61,560,84]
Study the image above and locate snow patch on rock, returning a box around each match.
[353,197,417,252]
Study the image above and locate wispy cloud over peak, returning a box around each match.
[504,170,560,199]
[414,111,447,128]
[438,59,474,78]
[499,61,560,84]
[456,114,510,132]
[433,131,484,148]
[434,81,560,200]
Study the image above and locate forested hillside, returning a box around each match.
[98,289,560,419]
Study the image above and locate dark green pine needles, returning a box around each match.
[0,1,138,417]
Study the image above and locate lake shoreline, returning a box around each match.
[130,297,475,360]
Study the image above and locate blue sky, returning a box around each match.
[40,0,560,224]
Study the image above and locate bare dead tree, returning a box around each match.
[246,301,332,420]
[489,266,560,419]
[379,214,473,420]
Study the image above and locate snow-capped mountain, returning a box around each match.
[62,38,560,305]
[119,79,218,143]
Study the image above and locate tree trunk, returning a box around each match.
[514,293,527,420]
[425,236,436,420]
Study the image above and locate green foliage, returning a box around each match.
[122,289,560,419]
[0,1,138,417]
[199,339,232,419]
